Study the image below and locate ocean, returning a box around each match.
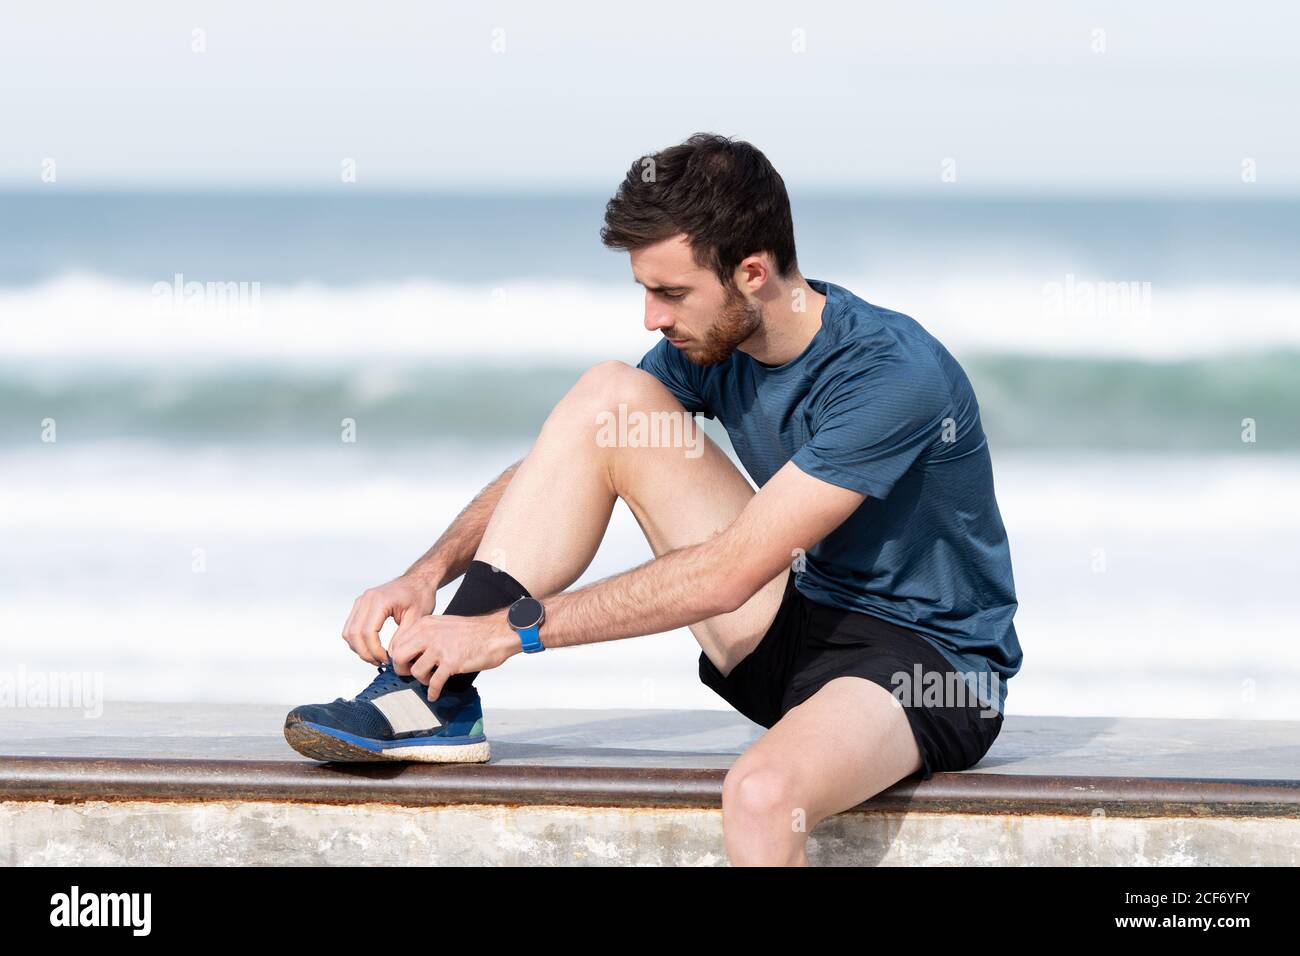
[1,191,1297,719]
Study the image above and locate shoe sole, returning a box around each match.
[283,714,491,764]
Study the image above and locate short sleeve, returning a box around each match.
[635,338,715,419]
[790,359,951,500]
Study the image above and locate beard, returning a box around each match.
[681,283,763,366]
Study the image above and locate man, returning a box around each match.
[284,132,1023,865]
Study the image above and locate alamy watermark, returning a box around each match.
[1,665,103,718]
[1043,273,1152,321]
[151,272,261,314]
[890,664,1001,719]
[595,404,703,458]
[50,886,151,936]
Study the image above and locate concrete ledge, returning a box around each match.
[7,800,1298,866]
[3,705,1298,864]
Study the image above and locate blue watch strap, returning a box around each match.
[517,625,545,653]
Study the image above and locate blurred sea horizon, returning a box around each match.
[2,191,1297,720]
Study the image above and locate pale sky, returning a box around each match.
[2,0,1297,193]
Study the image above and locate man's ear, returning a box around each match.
[735,254,770,294]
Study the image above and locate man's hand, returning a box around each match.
[342,572,440,665]
[389,609,519,700]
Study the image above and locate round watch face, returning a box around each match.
[508,597,544,631]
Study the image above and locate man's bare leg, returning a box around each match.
[722,676,925,866]
[475,359,788,673]
[473,360,920,866]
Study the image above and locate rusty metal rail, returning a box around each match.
[3,755,1297,817]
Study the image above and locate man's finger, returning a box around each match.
[341,598,363,655]
[390,629,417,675]
[424,663,450,702]
[389,620,412,670]
[363,609,389,665]
[356,601,395,665]
[343,593,382,664]
[411,646,437,685]
[344,589,380,646]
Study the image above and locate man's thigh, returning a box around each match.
[729,675,924,827]
[615,367,789,674]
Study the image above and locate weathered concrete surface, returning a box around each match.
[4,799,1296,866]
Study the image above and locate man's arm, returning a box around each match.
[393,355,944,695]
[522,460,864,648]
[403,457,523,591]
[391,459,867,696]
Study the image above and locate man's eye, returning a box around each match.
[661,291,685,300]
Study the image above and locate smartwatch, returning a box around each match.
[506,596,546,653]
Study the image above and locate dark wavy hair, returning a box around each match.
[600,132,799,289]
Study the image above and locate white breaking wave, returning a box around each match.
[2,271,1299,365]
[3,445,1299,537]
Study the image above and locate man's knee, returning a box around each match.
[567,359,677,413]
[722,760,803,826]
[722,760,811,863]
[542,359,687,443]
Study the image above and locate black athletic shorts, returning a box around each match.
[698,572,1003,780]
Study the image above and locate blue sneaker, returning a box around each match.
[283,662,490,763]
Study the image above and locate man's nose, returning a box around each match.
[644,303,672,333]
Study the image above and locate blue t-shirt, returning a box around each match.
[635,278,1022,714]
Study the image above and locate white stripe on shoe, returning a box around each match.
[371,688,443,734]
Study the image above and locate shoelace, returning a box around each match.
[341,660,470,704]
[348,661,414,702]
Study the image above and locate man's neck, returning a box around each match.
[738,274,827,367]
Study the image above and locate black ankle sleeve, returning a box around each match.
[436,559,532,694]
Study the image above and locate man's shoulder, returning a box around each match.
[821,287,958,390]
[827,284,941,354]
